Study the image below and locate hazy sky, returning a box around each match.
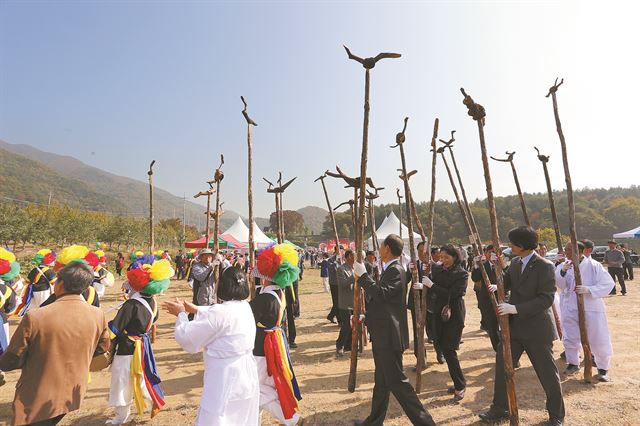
[1,1,638,218]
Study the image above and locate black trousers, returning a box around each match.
[336,308,353,350]
[293,281,300,317]
[363,347,435,426]
[493,339,565,420]
[28,414,65,425]
[327,284,340,322]
[476,290,500,351]
[188,279,201,321]
[608,267,627,294]
[623,262,634,280]
[442,349,466,391]
[286,287,297,344]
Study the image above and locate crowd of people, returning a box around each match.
[0,227,634,425]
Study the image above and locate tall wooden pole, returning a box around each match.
[421,118,439,326]
[392,117,425,391]
[344,45,400,393]
[490,152,531,226]
[546,78,592,381]
[147,160,156,253]
[535,147,564,254]
[275,192,282,243]
[461,88,519,425]
[316,174,341,256]
[396,189,403,239]
[205,193,212,245]
[212,155,224,254]
[241,96,257,299]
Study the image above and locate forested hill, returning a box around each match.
[323,186,640,245]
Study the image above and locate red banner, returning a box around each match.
[326,239,350,253]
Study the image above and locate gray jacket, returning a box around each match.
[604,249,625,268]
[336,263,354,310]
[191,261,216,306]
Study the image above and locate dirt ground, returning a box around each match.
[1,265,639,426]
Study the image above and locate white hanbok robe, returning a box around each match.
[555,256,615,369]
[174,300,259,426]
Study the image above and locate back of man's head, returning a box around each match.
[383,234,404,257]
[582,239,594,250]
[507,226,538,251]
[58,261,94,294]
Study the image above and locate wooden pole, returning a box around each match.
[316,174,341,257]
[396,188,403,239]
[535,147,564,254]
[438,145,498,314]
[147,160,156,254]
[212,155,224,254]
[392,117,425,391]
[344,45,400,393]
[205,193,211,246]
[241,96,257,299]
[422,119,439,317]
[461,88,519,424]
[546,78,592,381]
[275,192,282,243]
[490,152,531,226]
[408,191,426,242]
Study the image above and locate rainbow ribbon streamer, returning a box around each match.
[11,284,33,317]
[108,322,165,418]
[260,325,302,420]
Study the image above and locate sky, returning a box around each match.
[1,1,638,219]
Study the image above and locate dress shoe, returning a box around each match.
[453,388,465,402]
[479,407,509,423]
[336,348,344,357]
[437,353,445,364]
[595,368,610,382]
[564,364,580,375]
[548,417,563,426]
[289,342,298,349]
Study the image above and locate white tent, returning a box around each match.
[613,225,640,239]
[222,217,274,248]
[367,211,422,252]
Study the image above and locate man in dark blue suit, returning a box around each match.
[479,226,565,426]
[352,234,435,426]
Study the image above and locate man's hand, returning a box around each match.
[421,276,434,288]
[353,262,367,277]
[575,285,590,295]
[163,298,186,317]
[497,303,517,316]
[488,284,498,293]
[182,300,199,314]
[562,261,573,272]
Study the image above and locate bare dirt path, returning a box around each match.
[1,266,638,425]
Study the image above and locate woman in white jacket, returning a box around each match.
[164,266,259,425]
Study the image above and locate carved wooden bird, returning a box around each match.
[194,188,215,199]
[241,96,258,126]
[344,46,401,69]
[490,151,516,163]
[439,130,456,148]
[534,147,550,163]
[390,117,409,148]
[325,166,376,189]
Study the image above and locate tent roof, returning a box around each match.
[369,211,421,242]
[613,225,640,239]
[184,235,227,249]
[222,217,274,246]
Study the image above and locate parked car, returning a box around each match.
[591,246,608,263]
[545,248,559,262]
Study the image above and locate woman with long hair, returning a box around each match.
[164,266,259,425]
[422,243,468,401]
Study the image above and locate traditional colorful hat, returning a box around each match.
[253,243,300,288]
[186,249,196,259]
[95,250,107,264]
[0,247,21,281]
[153,249,164,260]
[130,250,145,261]
[55,245,100,271]
[33,249,57,266]
[126,256,174,295]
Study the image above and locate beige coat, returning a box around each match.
[0,293,110,425]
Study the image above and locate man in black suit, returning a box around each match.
[479,226,565,426]
[353,234,435,426]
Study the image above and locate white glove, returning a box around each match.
[562,262,573,272]
[353,262,367,277]
[555,253,566,263]
[497,303,517,316]
[421,276,434,288]
[488,284,498,293]
[412,281,424,290]
[575,286,590,295]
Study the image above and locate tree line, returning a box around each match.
[0,202,200,252]
[321,186,640,247]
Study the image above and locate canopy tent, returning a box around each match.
[184,235,228,249]
[613,225,640,239]
[222,217,274,248]
[220,234,245,249]
[366,211,422,252]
